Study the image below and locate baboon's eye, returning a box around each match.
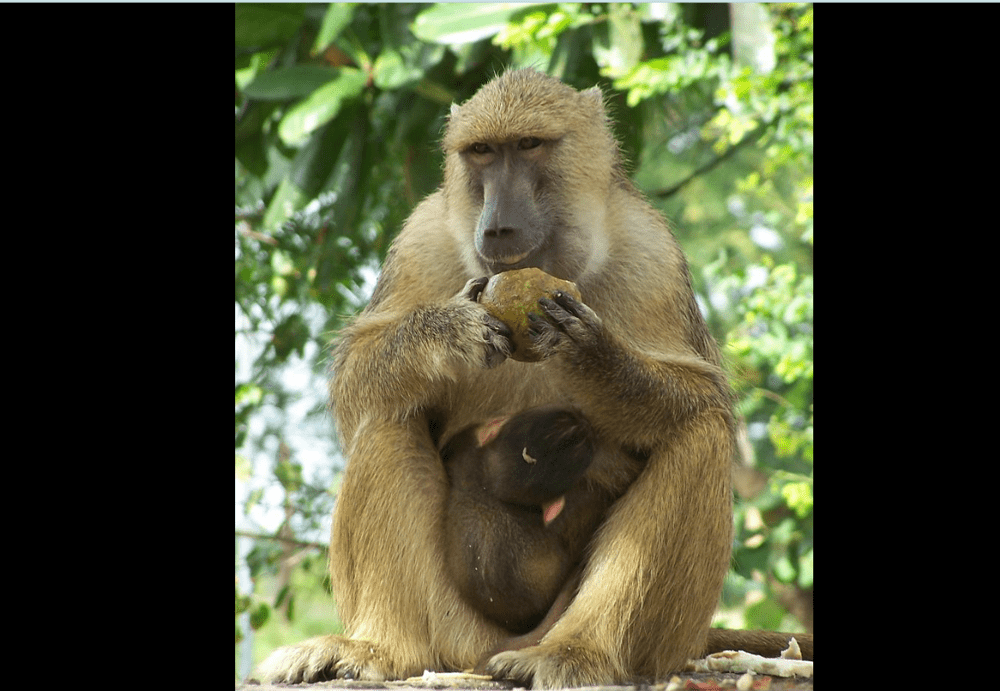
[518,137,542,150]
[470,143,492,155]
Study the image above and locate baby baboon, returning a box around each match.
[257,69,800,688]
[442,405,597,633]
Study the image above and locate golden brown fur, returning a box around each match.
[256,69,740,687]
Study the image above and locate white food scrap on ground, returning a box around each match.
[686,636,813,678]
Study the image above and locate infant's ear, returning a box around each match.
[475,416,509,447]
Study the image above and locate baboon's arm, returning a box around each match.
[331,273,510,445]
[531,292,730,449]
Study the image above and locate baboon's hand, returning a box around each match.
[527,291,604,360]
[459,277,513,368]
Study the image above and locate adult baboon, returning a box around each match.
[256,68,772,687]
[442,405,599,634]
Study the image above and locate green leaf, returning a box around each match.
[780,480,813,519]
[547,22,590,79]
[372,49,413,90]
[312,3,356,56]
[773,554,796,582]
[289,118,352,194]
[412,3,535,45]
[593,4,643,78]
[414,78,455,105]
[235,4,305,49]
[744,596,786,630]
[263,177,309,232]
[243,488,263,514]
[243,65,341,101]
[373,43,446,91]
[235,383,263,407]
[263,104,361,231]
[249,602,271,630]
[235,48,278,91]
[278,68,366,146]
[797,548,813,589]
[272,314,309,361]
[235,591,251,616]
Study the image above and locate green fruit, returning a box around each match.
[479,267,582,362]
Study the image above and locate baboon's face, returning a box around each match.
[444,70,615,283]
[460,137,560,276]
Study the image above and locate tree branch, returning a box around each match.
[235,530,326,551]
[651,117,771,200]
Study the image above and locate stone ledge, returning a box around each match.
[237,671,814,691]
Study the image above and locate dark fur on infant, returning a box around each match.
[442,406,597,633]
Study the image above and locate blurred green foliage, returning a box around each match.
[235,3,813,674]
